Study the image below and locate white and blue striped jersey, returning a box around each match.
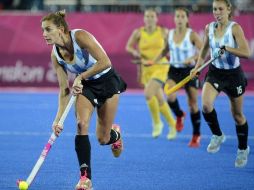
[53,29,111,80]
[168,28,197,68]
[209,21,240,69]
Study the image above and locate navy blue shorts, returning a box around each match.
[168,66,199,89]
[205,65,247,97]
[81,68,127,108]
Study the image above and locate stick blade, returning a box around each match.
[164,75,191,95]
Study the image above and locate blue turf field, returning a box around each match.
[0,91,253,190]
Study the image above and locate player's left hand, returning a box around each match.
[141,59,154,66]
[190,68,199,79]
[72,75,83,95]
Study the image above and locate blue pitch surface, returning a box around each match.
[0,91,253,190]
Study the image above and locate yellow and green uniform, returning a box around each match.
[138,26,169,85]
[137,26,176,138]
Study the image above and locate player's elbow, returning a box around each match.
[125,46,129,52]
[245,50,251,58]
[240,48,251,58]
[125,46,132,54]
[104,58,112,68]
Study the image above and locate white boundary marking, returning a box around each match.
[0,131,253,140]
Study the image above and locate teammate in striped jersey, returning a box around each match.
[154,7,203,147]
[191,0,251,168]
[41,10,126,189]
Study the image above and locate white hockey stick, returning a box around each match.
[17,95,76,188]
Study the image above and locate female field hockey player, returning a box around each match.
[191,0,251,167]
[153,7,203,147]
[41,10,126,189]
[126,8,176,139]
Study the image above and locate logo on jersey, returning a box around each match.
[94,99,98,104]
[213,83,219,89]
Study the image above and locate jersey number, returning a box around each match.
[236,86,243,95]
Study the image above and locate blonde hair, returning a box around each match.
[41,10,69,33]
[213,0,233,19]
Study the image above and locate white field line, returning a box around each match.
[0,131,254,140]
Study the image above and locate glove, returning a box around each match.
[220,45,226,51]
[213,47,225,58]
[218,45,226,55]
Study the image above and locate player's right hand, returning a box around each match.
[52,124,63,137]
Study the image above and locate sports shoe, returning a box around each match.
[75,174,92,190]
[188,135,201,148]
[207,134,226,153]
[176,112,186,132]
[152,122,164,138]
[167,126,177,140]
[111,124,123,158]
[235,146,250,168]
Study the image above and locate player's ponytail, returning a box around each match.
[55,9,66,18]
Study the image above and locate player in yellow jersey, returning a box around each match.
[126,8,176,139]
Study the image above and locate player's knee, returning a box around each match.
[144,92,153,100]
[189,105,199,113]
[167,92,176,100]
[77,120,89,134]
[202,103,213,113]
[188,100,198,112]
[232,112,245,125]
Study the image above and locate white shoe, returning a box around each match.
[235,146,250,168]
[207,134,226,153]
[167,126,177,140]
[152,122,164,138]
[75,174,92,190]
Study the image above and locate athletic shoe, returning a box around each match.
[167,126,177,140]
[188,135,201,148]
[75,174,92,190]
[111,124,123,157]
[176,112,186,132]
[235,146,250,168]
[152,122,164,138]
[207,134,226,153]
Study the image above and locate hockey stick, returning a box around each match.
[164,49,224,96]
[131,59,174,65]
[131,59,169,66]
[17,95,76,189]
